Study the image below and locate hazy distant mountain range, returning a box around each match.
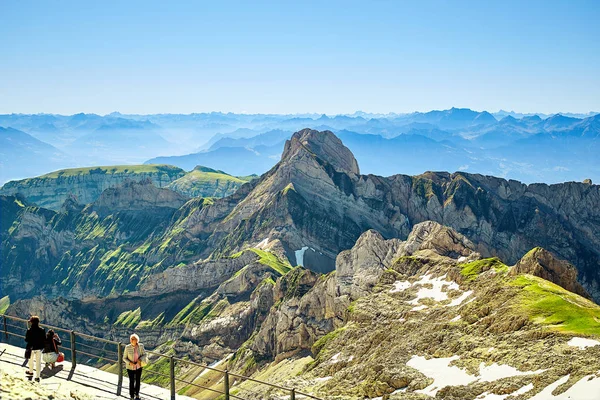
[1,108,598,184]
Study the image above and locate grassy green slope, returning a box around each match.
[167,166,254,198]
[35,164,185,179]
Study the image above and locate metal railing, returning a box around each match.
[1,314,322,400]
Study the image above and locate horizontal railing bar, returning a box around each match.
[145,349,170,358]
[76,349,118,363]
[142,369,171,379]
[173,378,226,396]
[5,322,26,329]
[228,372,289,391]
[171,355,224,373]
[75,331,118,345]
[40,325,72,334]
[3,315,71,334]
[5,331,25,339]
[76,341,118,354]
[295,390,324,400]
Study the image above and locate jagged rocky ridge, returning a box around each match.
[4,128,600,303]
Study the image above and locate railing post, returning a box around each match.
[70,331,77,368]
[170,356,176,400]
[117,343,123,396]
[3,316,7,341]
[224,369,230,400]
[290,388,296,400]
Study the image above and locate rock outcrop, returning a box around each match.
[511,247,591,299]
[230,223,600,400]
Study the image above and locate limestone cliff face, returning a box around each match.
[178,129,411,272]
[0,165,185,211]
[7,248,289,364]
[137,250,259,297]
[0,180,190,300]
[92,178,188,216]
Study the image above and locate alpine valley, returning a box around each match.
[3,129,600,399]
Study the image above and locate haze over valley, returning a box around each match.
[2,108,599,186]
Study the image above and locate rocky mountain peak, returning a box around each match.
[281,128,360,175]
[511,247,591,299]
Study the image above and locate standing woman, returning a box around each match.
[24,316,46,382]
[124,333,147,400]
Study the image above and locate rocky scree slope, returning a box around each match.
[9,221,600,400]
[227,221,600,399]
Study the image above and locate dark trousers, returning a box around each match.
[127,368,142,398]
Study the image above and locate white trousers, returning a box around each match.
[28,349,42,379]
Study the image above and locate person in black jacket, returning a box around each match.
[42,329,62,369]
[25,315,45,381]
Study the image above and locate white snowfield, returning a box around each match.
[529,373,600,400]
[390,273,474,310]
[408,355,544,398]
[567,337,600,349]
[407,354,600,400]
[255,237,270,249]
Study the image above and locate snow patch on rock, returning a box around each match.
[529,374,600,399]
[407,355,545,397]
[295,246,309,267]
[567,337,600,349]
[408,274,460,304]
[390,280,411,293]
[256,237,269,249]
[449,290,474,306]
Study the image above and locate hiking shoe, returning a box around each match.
[34,378,40,382]
[25,371,33,375]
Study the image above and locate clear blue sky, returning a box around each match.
[1,0,598,115]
